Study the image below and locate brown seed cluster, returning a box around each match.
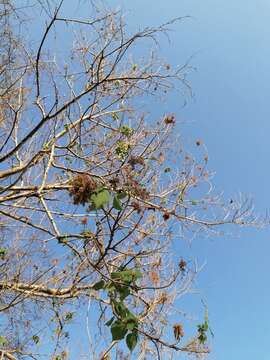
[163,114,176,125]
[69,174,97,205]
[163,212,170,221]
[173,324,184,340]
[122,165,150,200]
[108,176,120,190]
[179,259,187,273]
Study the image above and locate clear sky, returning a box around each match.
[105,1,270,359]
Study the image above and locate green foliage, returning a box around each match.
[88,188,128,212]
[0,248,6,259]
[112,191,128,211]
[64,312,73,322]
[79,180,128,212]
[113,194,123,211]
[93,268,141,351]
[105,317,115,327]
[90,188,110,210]
[118,285,130,301]
[113,300,129,318]
[109,270,141,349]
[117,191,127,199]
[126,331,138,352]
[115,141,131,160]
[111,269,142,284]
[0,336,7,346]
[119,125,133,137]
[197,322,208,344]
[110,301,139,347]
[32,335,40,344]
[92,280,105,290]
[111,320,128,341]
[197,308,212,344]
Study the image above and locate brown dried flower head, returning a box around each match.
[163,212,170,221]
[179,259,187,273]
[173,324,184,340]
[69,174,97,205]
[164,114,176,125]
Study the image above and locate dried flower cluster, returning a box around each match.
[69,174,97,205]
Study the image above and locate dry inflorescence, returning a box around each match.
[69,174,97,205]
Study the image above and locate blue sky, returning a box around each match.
[105,1,270,359]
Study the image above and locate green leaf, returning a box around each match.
[203,322,209,331]
[90,188,110,209]
[111,320,128,341]
[105,281,116,295]
[119,125,133,137]
[65,312,73,322]
[113,300,129,319]
[113,195,123,211]
[111,269,142,284]
[125,315,138,331]
[92,280,105,290]
[133,269,143,280]
[126,331,138,352]
[198,333,207,344]
[117,191,127,199]
[0,248,6,258]
[112,301,137,327]
[105,317,115,327]
[115,141,131,160]
[0,336,7,345]
[118,285,130,300]
[32,335,40,344]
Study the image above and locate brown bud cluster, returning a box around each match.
[173,324,184,340]
[163,114,176,125]
[179,259,187,273]
[69,174,97,205]
[163,212,170,221]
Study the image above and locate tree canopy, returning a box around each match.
[0,1,262,359]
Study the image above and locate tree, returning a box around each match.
[0,1,261,359]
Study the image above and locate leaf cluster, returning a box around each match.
[93,268,142,351]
